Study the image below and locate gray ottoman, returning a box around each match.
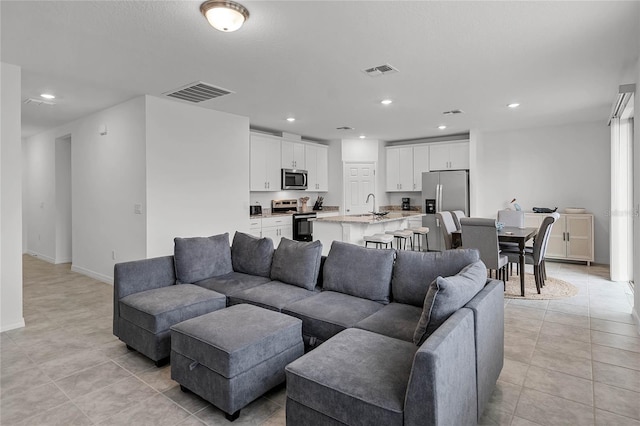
[170,304,303,421]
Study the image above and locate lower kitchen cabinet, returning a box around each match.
[524,213,594,265]
[249,216,292,248]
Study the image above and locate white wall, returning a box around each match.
[145,96,250,257]
[1,62,25,331]
[633,55,640,332]
[473,121,611,264]
[55,136,72,263]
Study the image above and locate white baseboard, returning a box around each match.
[1,318,26,332]
[71,265,114,285]
[633,307,640,336]
[27,250,55,264]
[55,257,72,264]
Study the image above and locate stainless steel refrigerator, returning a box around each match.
[422,170,469,251]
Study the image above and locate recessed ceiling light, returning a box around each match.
[286,117,295,122]
[507,103,520,108]
[359,135,366,139]
[381,99,393,105]
[40,93,55,100]
[438,125,447,130]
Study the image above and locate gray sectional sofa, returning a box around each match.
[113,231,504,425]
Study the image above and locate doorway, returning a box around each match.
[55,135,72,263]
[343,162,375,215]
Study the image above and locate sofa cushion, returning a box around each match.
[413,260,487,345]
[282,291,384,342]
[322,241,394,304]
[286,328,418,426]
[194,272,271,297]
[231,232,274,278]
[174,233,233,283]
[119,284,226,334]
[354,302,422,343]
[392,249,480,307]
[228,281,318,312]
[270,238,322,290]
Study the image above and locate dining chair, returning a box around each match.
[503,214,558,293]
[451,210,466,231]
[497,210,525,228]
[459,217,508,285]
[435,211,458,250]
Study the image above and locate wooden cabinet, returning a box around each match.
[281,140,305,170]
[429,142,469,171]
[524,213,594,265]
[305,144,329,191]
[386,146,413,191]
[412,145,430,191]
[261,216,292,248]
[250,134,281,191]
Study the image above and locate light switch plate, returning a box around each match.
[134,204,142,214]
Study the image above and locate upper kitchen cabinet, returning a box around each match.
[412,145,430,192]
[386,146,413,192]
[281,140,306,170]
[429,141,469,171]
[250,133,281,191]
[306,144,329,192]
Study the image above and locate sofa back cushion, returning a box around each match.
[231,232,274,278]
[174,233,233,284]
[270,238,323,290]
[392,249,480,307]
[322,241,395,304]
[413,260,487,345]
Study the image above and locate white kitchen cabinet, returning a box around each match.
[281,140,305,170]
[429,142,469,171]
[386,146,413,192]
[412,145,430,191]
[261,216,292,248]
[305,144,329,191]
[250,134,281,191]
[248,218,262,238]
[524,213,594,265]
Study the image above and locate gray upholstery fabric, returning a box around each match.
[117,318,171,362]
[413,260,487,345]
[113,255,176,337]
[119,284,226,334]
[436,211,458,249]
[405,308,478,426]
[170,304,302,378]
[391,249,480,307]
[270,238,322,290]
[322,241,395,304]
[228,281,318,312]
[285,398,343,426]
[465,280,504,420]
[497,210,525,228]
[174,233,233,283]
[194,272,271,297]
[460,218,508,271]
[286,328,418,426]
[231,231,274,278]
[283,291,384,342]
[451,210,466,231]
[354,302,422,343]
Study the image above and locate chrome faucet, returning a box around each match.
[366,193,376,215]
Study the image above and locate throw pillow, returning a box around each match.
[270,238,323,290]
[231,232,274,278]
[413,260,487,346]
[174,233,233,284]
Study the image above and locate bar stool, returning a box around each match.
[363,234,394,249]
[385,229,413,250]
[407,227,430,251]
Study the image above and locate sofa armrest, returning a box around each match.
[404,308,477,426]
[464,279,504,420]
[113,256,176,337]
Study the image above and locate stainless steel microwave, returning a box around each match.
[282,168,308,190]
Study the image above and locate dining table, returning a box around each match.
[451,226,538,296]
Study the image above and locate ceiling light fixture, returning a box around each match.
[438,125,447,130]
[359,135,366,139]
[507,103,520,108]
[286,117,295,122]
[200,0,249,32]
[381,99,393,105]
[40,93,55,100]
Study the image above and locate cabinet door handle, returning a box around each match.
[566,232,569,241]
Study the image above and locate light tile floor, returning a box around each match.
[1,255,638,425]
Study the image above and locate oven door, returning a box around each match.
[293,213,316,241]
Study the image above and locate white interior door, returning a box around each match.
[344,162,375,215]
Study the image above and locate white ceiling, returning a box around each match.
[2,1,639,141]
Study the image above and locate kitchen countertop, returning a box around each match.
[314,212,425,224]
[250,206,339,219]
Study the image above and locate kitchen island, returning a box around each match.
[313,212,425,255]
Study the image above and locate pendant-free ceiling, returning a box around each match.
[200,0,249,32]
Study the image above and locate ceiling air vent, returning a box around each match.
[336,126,354,130]
[362,64,399,77]
[24,98,55,106]
[442,109,464,115]
[163,81,233,103]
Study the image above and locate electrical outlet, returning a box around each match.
[134,204,142,214]
[112,250,116,260]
